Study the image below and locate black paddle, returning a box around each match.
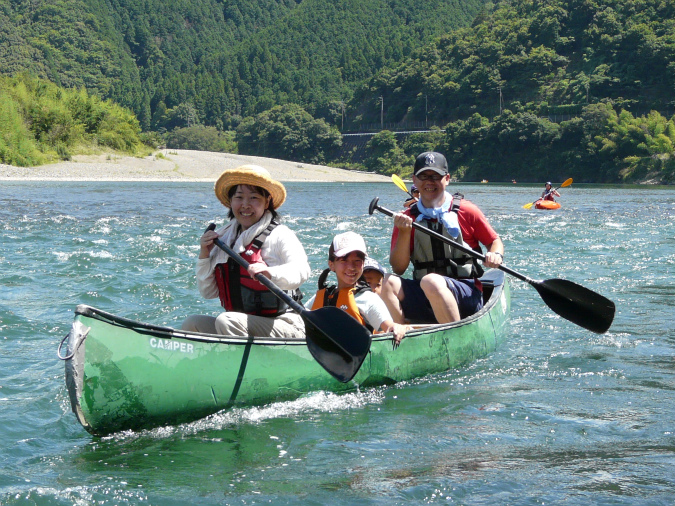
[204,224,371,382]
[368,198,615,334]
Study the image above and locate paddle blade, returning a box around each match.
[560,177,573,188]
[523,202,534,209]
[303,307,372,383]
[531,278,615,333]
[391,174,411,195]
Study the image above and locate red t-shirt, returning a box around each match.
[391,198,499,254]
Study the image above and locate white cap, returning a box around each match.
[331,231,367,258]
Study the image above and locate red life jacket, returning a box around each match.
[214,220,292,317]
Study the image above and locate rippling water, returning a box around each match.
[1,180,674,505]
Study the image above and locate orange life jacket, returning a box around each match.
[310,281,375,332]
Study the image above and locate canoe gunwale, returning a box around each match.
[74,304,306,346]
[374,270,505,341]
[73,270,505,347]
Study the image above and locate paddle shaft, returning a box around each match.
[542,186,560,199]
[371,201,534,285]
[392,174,414,197]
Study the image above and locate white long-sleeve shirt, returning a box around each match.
[196,223,310,299]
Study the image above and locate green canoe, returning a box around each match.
[61,270,510,436]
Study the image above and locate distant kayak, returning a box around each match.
[535,200,561,210]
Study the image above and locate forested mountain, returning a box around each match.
[3,0,674,182]
[351,0,675,126]
[341,0,675,184]
[0,0,486,130]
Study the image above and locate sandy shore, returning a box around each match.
[0,149,390,183]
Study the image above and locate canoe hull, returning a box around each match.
[63,271,510,435]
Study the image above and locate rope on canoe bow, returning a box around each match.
[57,327,89,361]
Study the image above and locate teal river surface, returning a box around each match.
[1,181,674,506]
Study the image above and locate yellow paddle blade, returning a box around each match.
[391,174,410,195]
[523,202,534,210]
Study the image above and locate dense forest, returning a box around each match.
[351,0,675,127]
[344,0,675,182]
[1,0,674,183]
[0,0,485,129]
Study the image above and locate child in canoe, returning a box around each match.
[305,232,408,346]
[361,256,386,295]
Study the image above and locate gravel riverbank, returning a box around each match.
[1,149,390,183]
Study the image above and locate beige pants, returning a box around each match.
[181,311,305,339]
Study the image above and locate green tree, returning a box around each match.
[236,103,341,164]
[364,130,411,175]
[166,126,236,152]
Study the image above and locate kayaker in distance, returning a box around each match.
[305,232,408,345]
[380,151,505,324]
[181,165,310,338]
[403,185,420,208]
[541,181,561,201]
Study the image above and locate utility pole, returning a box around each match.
[379,96,383,130]
[498,86,503,116]
[425,94,428,128]
[340,100,345,131]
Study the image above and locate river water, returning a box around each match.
[1,180,673,505]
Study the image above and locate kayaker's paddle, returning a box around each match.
[368,198,615,334]
[523,178,573,209]
[391,174,413,197]
[204,224,371,383]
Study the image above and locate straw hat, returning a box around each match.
[214,165,287,209]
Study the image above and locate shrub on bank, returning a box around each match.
[0,74,145,166]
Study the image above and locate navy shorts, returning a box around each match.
[399,276,483,323]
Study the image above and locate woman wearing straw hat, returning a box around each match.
[181,165,311,338]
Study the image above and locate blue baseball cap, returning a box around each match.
[363,257,386,276]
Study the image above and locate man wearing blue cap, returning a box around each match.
[380,151,505,324]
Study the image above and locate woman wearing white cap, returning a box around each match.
[182,165,310,338]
